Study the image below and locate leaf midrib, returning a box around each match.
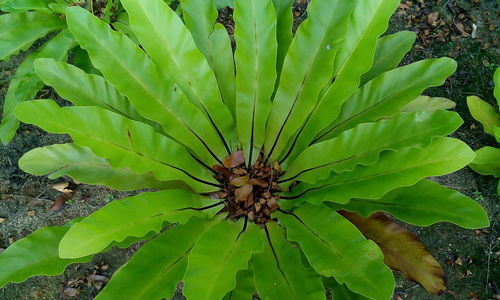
[77,18,202,146]
[284,213,383,294]
[317,67,449,142]
[133,1,216,118]
[36,115,213,185]
[290,118,455,181]
[318,153,464,189]
[334,0,387,78]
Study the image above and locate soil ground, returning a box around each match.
[0,0,499,299]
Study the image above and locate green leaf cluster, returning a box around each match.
[1,0,490,299]
[0,0,158,144]
[466,67,500,194]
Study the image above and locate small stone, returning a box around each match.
[88,274,109,282]
[27,199,44,207]
[247,211,255,221]
[255,203,261,212]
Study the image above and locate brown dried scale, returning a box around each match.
[213,151,283,225]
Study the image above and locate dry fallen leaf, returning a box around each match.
[428,12,439,26]
[454,257,463,266]
[223,151,245,168]
[27,210,35,217]
[63,287,79,297]
[50,193,73,212]
[0,217,5,224]
[455,22,469,36]
[52,181,75,193]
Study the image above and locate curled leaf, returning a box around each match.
[223,151,245,168]
[231,175,250,187]
[339,210,447,295]
[235,184,253,203]
[51,181,77,193]
[50,192,73,212]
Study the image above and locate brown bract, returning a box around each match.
[214,152,283,225]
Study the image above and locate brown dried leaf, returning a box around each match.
[339,211,447,295]
[50,192,73,212]
[27,210,35,217]
[52,181,76,193]
[231,175,249,187]
[223,151,245,168]
[232,168,248,175]
[455,22,469,36]
[235,184,252,203]
[267,198,279,211]
[273,161,282,172]
[428,12,439,26]
[248,178,268,188]
[63,287,79,297]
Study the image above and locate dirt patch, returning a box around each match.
[389,1,500,299]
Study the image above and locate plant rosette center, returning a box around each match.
[213,151,283,225]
